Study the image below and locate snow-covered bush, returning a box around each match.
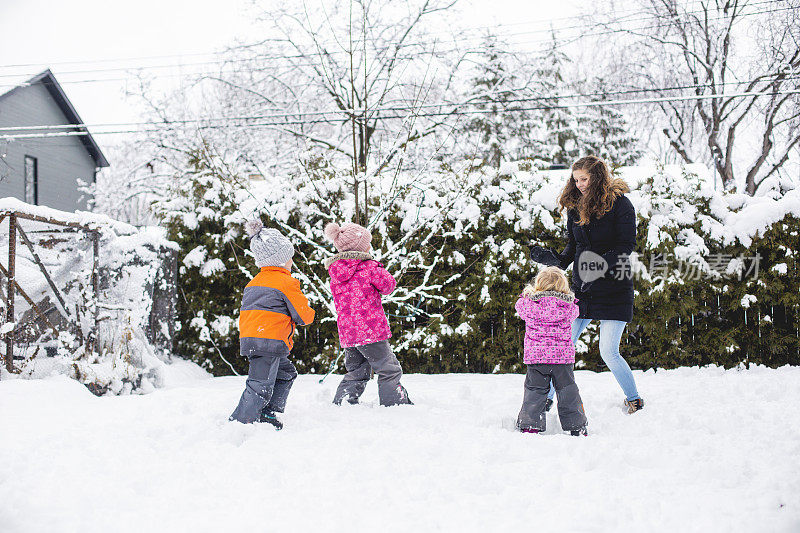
[594,166,800,370]
[157,149,800,374]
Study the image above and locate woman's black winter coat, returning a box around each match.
[554,193,637,322]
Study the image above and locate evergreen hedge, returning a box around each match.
[157,152,800,375]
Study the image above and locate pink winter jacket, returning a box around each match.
[325,251,396,348]
[515,290,580,364]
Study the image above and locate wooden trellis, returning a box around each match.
[0,210,99,375]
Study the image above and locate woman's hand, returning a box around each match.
[529,245,561,267]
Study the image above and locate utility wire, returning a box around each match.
[0,4,789,94]
[0,0,788,84]
[1,89,796,140]
[0,0,776,72]
[1,75,797,134]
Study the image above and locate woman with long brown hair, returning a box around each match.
[529,156,644,414]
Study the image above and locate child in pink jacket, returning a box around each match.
[324,222,412,407]
[515,266,587,435]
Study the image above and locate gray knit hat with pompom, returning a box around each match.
[245,219,294,268]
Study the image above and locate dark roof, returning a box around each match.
[0,69,109,168]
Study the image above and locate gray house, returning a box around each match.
[0,69,109,212]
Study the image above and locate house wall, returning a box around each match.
[0,83,97,212]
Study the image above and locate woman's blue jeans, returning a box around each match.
[548,318,641,402]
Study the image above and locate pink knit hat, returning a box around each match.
[324,222,372,253]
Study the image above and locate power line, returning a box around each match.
[0,0,748,73]
[0,0,789,93]
[0,0,788,85]
[0,4,789,99]
[2,74,797,134]
[1,89,796,140]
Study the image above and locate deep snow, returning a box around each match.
[1,362,799,532]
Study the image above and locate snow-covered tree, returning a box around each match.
[534,31,581,166]
[455,34,543,168]
[194,0,468,225]
[576,78,642,167]
[82,138,169,226]
[594,0,800,194]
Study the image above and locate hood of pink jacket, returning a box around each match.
[516,291,578,323]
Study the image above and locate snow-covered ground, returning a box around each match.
[1,363,799,532]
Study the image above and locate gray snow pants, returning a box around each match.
[333,340,411,407]
[517,364,587,432]
[229,352,298,424]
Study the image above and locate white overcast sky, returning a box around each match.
[0,0,581,150]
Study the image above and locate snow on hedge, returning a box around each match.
[157,152,799,373]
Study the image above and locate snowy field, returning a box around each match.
[2,363,799,532]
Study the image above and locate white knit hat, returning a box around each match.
[245,220,294,268]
